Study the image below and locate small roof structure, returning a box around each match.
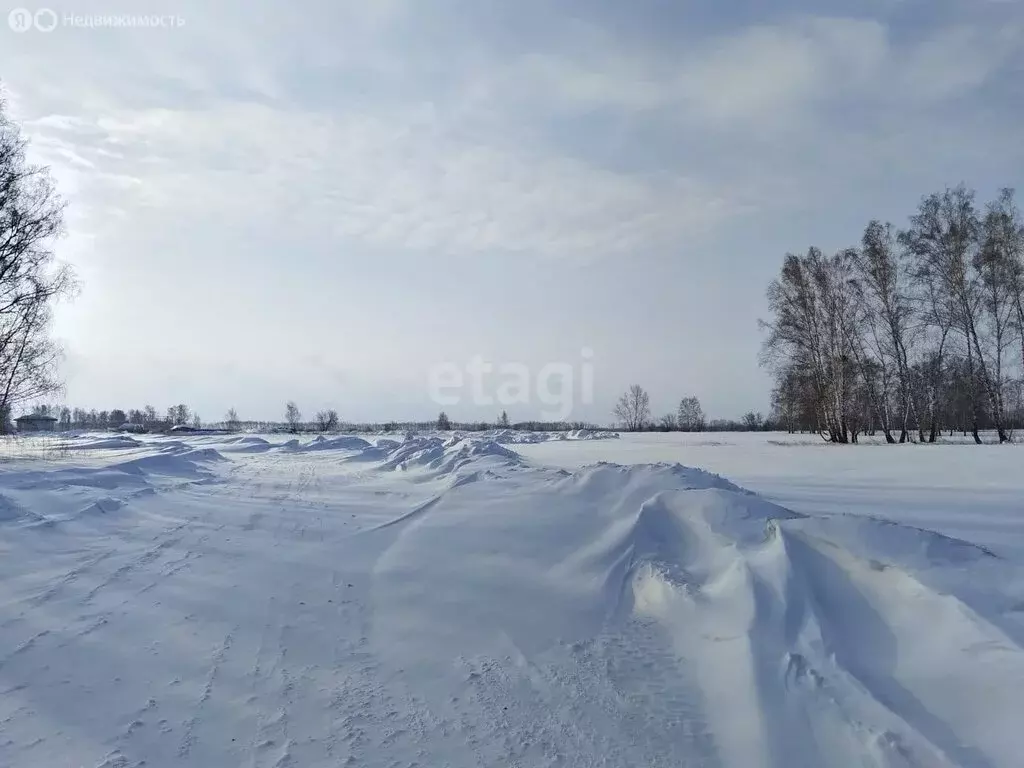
[15,414,59,432]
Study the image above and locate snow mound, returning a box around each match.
[380,437,446,471]
[157,440,190,452]
[65,436,142,450]
[297,435,372,452]
[372,462,789,657]
[112,450,222,477]
[219,436,271,453]
[178,448,227,463]
[378,436,521,478]
[342,438,407,463]
[433,439,520,477]
[566,428,620,441]
[564,460,746,499]
[0,493,32,523]
[798,513,998,566]
[627,498,1024,768]
[79,497,126,516]
[373,458,1024,768]
[486,429,551,444]
[482,429,620,444]
[343,446,391,463]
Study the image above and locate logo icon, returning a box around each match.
[7,7,58,32]
[34,8,57,31]
[8,8,33,31]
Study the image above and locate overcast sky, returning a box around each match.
[2,0,1022,424]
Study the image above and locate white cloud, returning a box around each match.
[898,23,1023,101]
[21,101,736,263]
[495,15,1020,126]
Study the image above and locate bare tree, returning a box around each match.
[854,221,917,442]
[0,97,75,432]
[167,404,190,426]
[614,384,650,431]
[901,221,957,442]
[771,364,817,432]
[225,407,240,431]
[762,248,863,442]
[315,408,339,432]
[191,412,202,429]
[676,396,705,431]
[994,190,1024,377]
[901,185,1000,442]
[436,411,451,430]
[498,410,510,428]
[285,401,302,433]
[974,193,1019,443]
[760,183,1024,445]
[741,411,764,431]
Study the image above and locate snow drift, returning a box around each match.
[62,435,143,450]
[485,428,620,444]
[370,453,1024,768]
[297,435,373,452]
[218,436,272,453]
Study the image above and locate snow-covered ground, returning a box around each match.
[1,431,1023,768]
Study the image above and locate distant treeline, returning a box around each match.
[8,402,606,435]
[609,388,780,433]
[8,404,199,433]
[14,398,796,436]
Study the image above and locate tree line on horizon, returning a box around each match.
[609,386,772,433]
[761,184,1024,444]
[14,401,605,436]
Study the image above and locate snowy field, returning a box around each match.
[1,431,1023,768]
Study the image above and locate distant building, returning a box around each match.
[15,414,58,432]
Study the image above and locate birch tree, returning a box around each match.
[0,99,74,430]
[853,221,916,442]
[613,385,650,431]
[901,186,1000,442]
[285,401,302,433]
[677,396,705,431]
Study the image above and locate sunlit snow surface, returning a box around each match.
[1,430,1022,768]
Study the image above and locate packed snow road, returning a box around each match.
[1,432,1023,768]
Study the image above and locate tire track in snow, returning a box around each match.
[246,506,300,768]
[178,627,236,758]
[23,548,119,609]
[250,589,294,768]
[0,535,198,672]
[452,623,719,768]
[0,629,50,672]
[245,594,280,768]
[80,534,185,604]
[10,516,190,614]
